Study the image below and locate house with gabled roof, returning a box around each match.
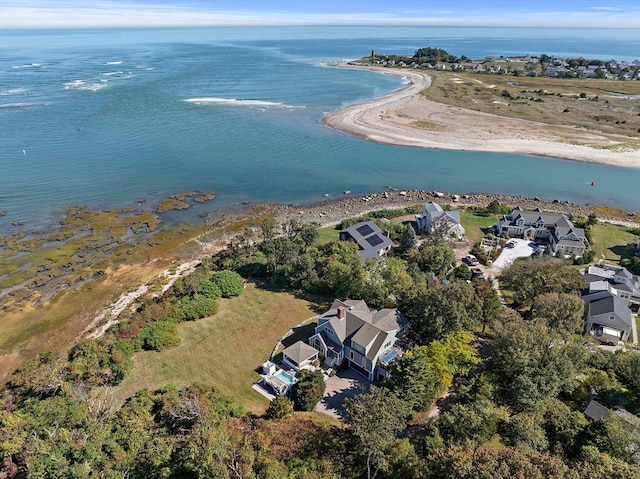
[494,207,587,256]
[583,291,633,343]
[339,220,393,261]
[583,264,640,313]
[582,264,639,344]
[415,202,465,239]
[309,299,408,381]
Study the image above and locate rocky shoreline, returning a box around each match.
[272,189,640,228]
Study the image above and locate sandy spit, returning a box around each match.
[322,65,640,169]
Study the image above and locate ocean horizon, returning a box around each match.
[1,26,639,231]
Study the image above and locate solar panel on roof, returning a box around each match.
[356,224,375,236]
[366,234,384,247]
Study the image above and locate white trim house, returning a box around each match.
[309,299,408,381]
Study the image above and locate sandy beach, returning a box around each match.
[323,65,640,169]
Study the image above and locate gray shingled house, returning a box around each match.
[309,299,408,381]
[494,207,587,256]
[583,291,633,343]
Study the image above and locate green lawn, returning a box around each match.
[111,283,326,414]
[317,225,340,244]
[460,211,498,244]
[589,223,639,264]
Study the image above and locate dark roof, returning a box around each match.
[585,400,611,420]
[589,294,626,317]
[340,220,393,261]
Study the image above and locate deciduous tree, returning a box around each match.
[344,387,411,479]
[289,369,325,412]
[499,257,583,307]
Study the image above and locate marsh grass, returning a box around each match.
[421,71,640,139]
[412,120,447,130]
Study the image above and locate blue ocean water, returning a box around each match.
[1,26,639,230]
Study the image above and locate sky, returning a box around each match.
[1,0,640,29]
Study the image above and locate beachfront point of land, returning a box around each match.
[322,64,640,169]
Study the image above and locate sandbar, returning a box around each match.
[322,65,640,169]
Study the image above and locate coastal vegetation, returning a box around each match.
[3,204,640,477]
[156,191,216,213]
[419,71,640,142]
[2,198,640,477]
[354,48,640,153]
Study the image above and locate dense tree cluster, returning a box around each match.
[3,210,640,478]
[413,47,459,64]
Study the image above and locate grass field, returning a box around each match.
[589,223,639,264]
[111,283,329,414]
[459,211,498,244]
[316,225,340,244]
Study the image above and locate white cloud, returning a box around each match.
[1,1,639,28]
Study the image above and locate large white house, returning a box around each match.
[415,202,465,239]
[309,299,408,381]
[494,207,587,256]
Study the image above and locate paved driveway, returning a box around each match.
[315,369,370,420]
[490,238,536,273]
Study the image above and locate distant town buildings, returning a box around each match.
[367,53,640,80]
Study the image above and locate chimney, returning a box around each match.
[337,306,346,320]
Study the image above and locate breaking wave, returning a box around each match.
[183,97,305,109]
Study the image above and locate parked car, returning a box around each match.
[505,241,516,249]
[471,268,485,280]
[464,254,479,266]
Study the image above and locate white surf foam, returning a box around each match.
[0,88,28,96]
[105,61,123,65]
[101,71,123,76]
[0,101,49,109]
[11,63,42,69]
[63,80,107,91]
[183,97,305,109]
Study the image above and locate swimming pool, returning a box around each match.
[275,369,296,386]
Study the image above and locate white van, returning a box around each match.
[464,254,479,266]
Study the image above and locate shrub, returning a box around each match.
[137,321,179,351]
[168,296,220,322]
[198,280,222,299]
[289,369,325,412]
[264,396,294,419]
[212,270,244,298]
